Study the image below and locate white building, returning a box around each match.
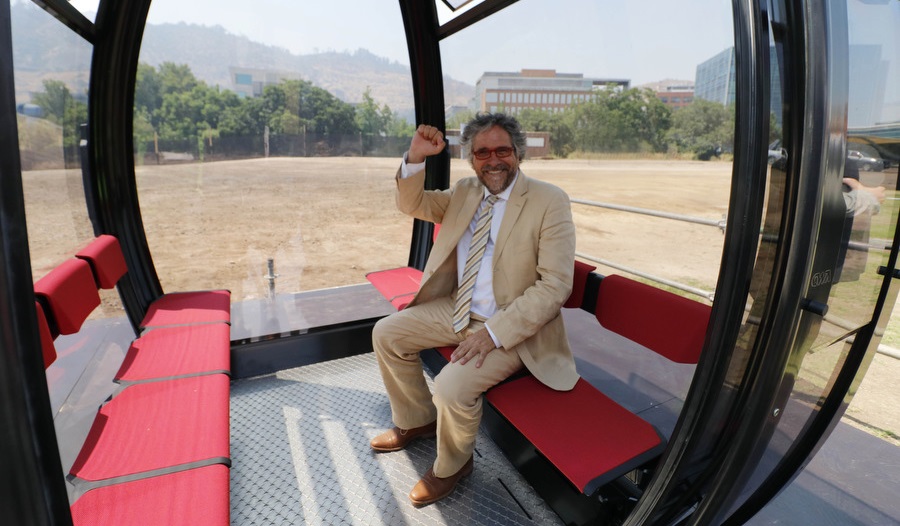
[474,69,630,114]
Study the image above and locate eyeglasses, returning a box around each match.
[472,146,515,160]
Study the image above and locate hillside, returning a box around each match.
[11,3,474,121]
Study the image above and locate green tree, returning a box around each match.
[667,99,732,160]
[133,111,155,163]
[134,63,163,157]
[158,62,200,97]
[31,79,71,122]
[62,95,88,150]
[304,84,357,138]
[356,87,388,135]
[569,92,620,152]
[32,79,87,154]
[352,87,412,154]
[149,63,217,142]
[568,87,672,154]
[197,86,242,132]
[257,83,292,135]
[447,110,475,129]
[517,108,574,158]
[157,86,208,141]
[622,89,671,153]
[219,94,267,136]
[135,63,163,129]
[356,87,389,154]
[150,63,245,145]
[385,112,415,139]
[269,79,357,143]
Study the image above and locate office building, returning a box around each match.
[695,47,783,127]
[474,69,630,114]
[639,79,694,110]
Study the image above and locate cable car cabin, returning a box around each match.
[2,1,900,525]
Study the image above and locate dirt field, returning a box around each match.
[22,157,899,445]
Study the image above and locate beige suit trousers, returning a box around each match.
[372,295,524,477]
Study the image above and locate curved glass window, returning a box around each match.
[13,2,97,298]
[135,1,414,338]
[730,0,900,521]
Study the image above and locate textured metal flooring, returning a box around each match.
[230,353,564,526]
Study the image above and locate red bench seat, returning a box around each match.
[36,235,233,525]
[34,258,101,336]
[36,301,57,368]
[75,235,231,329]
[70,464,230,525]
[139,290,232,328]
[115,323,231,382]
[486,376,664,495]
[69,374,231,483]
[365,266,423,310]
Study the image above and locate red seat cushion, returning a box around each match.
[391,292,416,310]
[76,235,128,289]
[366,267,423,309]
[563,260,597,309]
[35,302,56,368]
[116,323,231,381]
[34,258,101,335]
[596,275,711,364]
[69,375,230,482]
[486,376,664,495]
[140,290,231,328]
[436,346,454,362]
[70,464,230,526]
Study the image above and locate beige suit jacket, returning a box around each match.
[396,168,579,391]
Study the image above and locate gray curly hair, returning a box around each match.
[459,112,527,165]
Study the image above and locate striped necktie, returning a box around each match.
[452,195,499,333]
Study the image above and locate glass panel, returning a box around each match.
[441,0,734,303]
[734,0,900,520]
[796,0,900,448]
[136,1,415,338]
[805,0,900,451]
[12,2,101,307]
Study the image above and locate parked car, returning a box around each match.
[848,150,884,172]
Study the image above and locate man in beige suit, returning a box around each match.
[371,113,578,506]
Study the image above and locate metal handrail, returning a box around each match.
[571,199,721,302]
[576,252,715,302]
[570,198,728,232]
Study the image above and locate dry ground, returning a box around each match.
[22,157,899,445]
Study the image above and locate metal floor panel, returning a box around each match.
[230,353,564,526]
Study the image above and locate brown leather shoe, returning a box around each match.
[409,456,474,507]
[369,422,437,452]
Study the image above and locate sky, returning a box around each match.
[66,0,735,87]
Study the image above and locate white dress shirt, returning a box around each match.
[401,155,516,347]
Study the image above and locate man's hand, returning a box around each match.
[408,125,446,164]
[451,328,497,368]
[844,177,886,203]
